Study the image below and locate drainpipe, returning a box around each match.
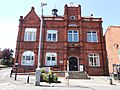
[15,16,23,80]
[99,25,105,75]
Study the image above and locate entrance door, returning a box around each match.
[69,57,78,71]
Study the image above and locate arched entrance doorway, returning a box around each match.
[69,57,78,71]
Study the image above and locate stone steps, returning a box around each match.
[68,71,89,79]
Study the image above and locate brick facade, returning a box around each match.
[15,4,108,75]
[105,26,120,73]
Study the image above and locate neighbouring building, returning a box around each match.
[105,26,120,74]
[15,4,108,76]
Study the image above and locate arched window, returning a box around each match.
[45,53,57,66]
[21,51,35,66]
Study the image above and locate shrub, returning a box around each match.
[1,59,7,65]
[53,74,58,83]
[41,68,45,73]
[40,69,59,83]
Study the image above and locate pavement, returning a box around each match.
[1,67,120,90]
[10,70,120,87]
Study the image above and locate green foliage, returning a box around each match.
[53,74,58,82]
[1,48,14,66]
[40,69,59,83]
[1,59,7,65]
[40,68,46,73]
[1,59,14,66]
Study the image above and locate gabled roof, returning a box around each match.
[24,7,40,20]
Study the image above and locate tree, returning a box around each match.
[1,48,14,66]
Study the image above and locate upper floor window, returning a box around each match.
[21,51,35,66]
[87,31,98,42]
[45,53,57,66]
[88,53,100,67]
[24,28,37,41]
[68,30,79,42]
[46,30,57,42]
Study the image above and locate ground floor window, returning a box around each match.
[45,53,57,66]
[88,53,100,67]
[21,51,35,66]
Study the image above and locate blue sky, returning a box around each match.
[0,0,120,53]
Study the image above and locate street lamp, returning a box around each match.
[66,60,69,85]
[35,2,47,86]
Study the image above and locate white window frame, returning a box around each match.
[87,31,98,42]
[88,53,100,67]
[46,30,58,42]
[24,28,37,41]
[21,51,35,66]
[68,30,79,42]
[45,53,57,66]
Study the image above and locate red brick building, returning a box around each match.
[15,4,108,75]
[105,26,120,74]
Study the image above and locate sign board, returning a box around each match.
[80,65,84,72]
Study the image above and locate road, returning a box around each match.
[0,68,120,90]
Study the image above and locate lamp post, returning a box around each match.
[66,60,69,86]
[35,2,47,86]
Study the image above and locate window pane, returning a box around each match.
[24,32,28,41]
[52,57,55,61]
[94,57,96,65]
[89,57,93,66]
[74,34,78,42]
[33,32,36,41]
[47,57,50,61]
[31,56,34,60]
[93,33,97,42]
[22,56,25,60]
[89,54,93,56]
[26,56,30,60]
[51,61,56,66]
[53,34,56,41]
[68,34,72,42]
[87,32,91,42]
[95,56,100,66]
[27,32,32,41]
[48,34,51,41]
[68,31,72,33]
[74,31,77,33]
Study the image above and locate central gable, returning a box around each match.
[23,7,40,26]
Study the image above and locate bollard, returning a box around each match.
[109,78,113,85]
[27,74,30,83]
[10,69,13,77]
[66,72,69,86]
[109,75,113,85]
[48,74,51,84]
